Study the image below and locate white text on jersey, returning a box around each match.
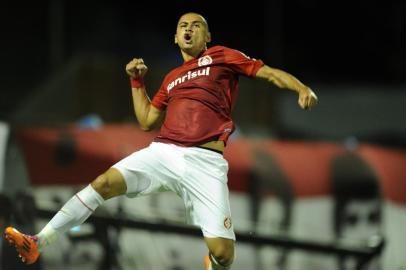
[167,67,210,92]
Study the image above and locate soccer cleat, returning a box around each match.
[4,226,40,264]
[205,255,211,270]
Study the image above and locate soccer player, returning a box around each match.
[4,12,317,270]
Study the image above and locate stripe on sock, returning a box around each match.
[75,194,95,212]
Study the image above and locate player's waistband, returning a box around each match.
[153,137,225,154]
[197,140,225,155]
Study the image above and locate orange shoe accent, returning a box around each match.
[205,255,211,270]
[4,227,40,264]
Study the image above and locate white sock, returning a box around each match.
[37,185,104,249]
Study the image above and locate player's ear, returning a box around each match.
[174,34,178,44]
[205,32,211,43]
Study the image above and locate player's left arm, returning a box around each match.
[255,65,318,110]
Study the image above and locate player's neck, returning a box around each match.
[181,47,206,62]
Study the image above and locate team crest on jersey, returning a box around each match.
[198,55,213,66]
[224,216,232,229]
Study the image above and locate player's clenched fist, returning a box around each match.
[126,58,148,79]
[298,87,318,110]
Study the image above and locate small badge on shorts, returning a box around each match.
[224,217,232,229]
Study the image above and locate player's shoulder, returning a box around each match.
[207,45,235,54]
[207,45,250,60]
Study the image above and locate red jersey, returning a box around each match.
[151,45,264,147]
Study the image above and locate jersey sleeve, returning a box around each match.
[223,47,264,77]
[151,82,168,111]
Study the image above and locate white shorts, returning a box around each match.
[112,142,235,240]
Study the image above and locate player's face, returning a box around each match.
[175,13,211,57]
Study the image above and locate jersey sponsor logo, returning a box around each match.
[166,67,210,92]
[224,216,232,229]
[198,55,213,67]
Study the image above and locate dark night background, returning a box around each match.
[1,0,405,142]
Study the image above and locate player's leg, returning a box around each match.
[4,167,126,264]
[204,237,235,270]
[39,141,183,245]
[180,147,236,269]
[4,142,182,264]
[37,167,126,245]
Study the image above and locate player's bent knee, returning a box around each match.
[209,239,235,266]
[91,168,127,200]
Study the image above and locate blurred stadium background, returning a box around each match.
[0,1,405,269]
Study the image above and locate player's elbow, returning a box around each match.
[141,127,153,132]
[139,123,153,132]
[139,119,160,132]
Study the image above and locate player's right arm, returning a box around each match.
[255,65,318,110]
[126,58,164,131]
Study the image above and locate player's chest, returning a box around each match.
[165,65,232,94]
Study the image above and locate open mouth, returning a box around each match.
[184,33,192,42]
